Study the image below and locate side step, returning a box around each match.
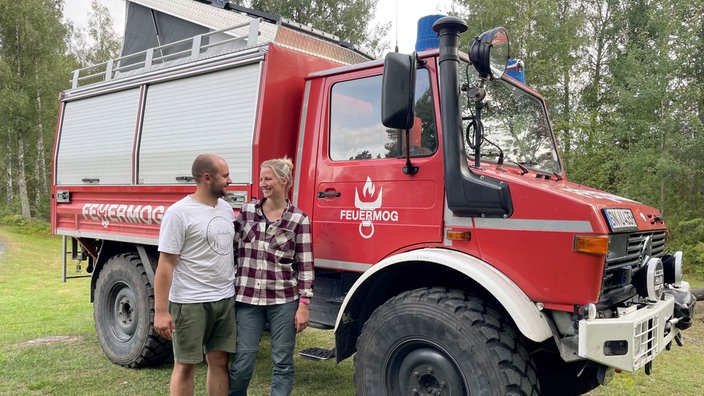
[298,347,335,361]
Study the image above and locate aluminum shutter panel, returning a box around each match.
[138,63,261,185]
[55,89,140,185]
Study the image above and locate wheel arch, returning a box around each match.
[90,241,158,302]
[334,247,553,362]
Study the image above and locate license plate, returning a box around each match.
[603,208,638,232]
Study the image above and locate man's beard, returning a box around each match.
[210,184,226,199]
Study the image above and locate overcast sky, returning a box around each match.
[62,0,454,54]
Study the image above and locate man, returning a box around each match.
[154,154,236,396]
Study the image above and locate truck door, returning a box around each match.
[312,68,444,269]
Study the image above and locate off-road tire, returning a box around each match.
[93,253,171,367]
[354,287,539,396]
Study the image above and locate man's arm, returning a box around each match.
[153,252,177,340]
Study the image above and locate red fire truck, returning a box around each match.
[52,1,695,394]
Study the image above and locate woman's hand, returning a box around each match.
[294,302,310,333]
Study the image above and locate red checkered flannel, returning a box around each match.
[233,199,314,305]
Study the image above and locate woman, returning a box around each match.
[229,157,314,396]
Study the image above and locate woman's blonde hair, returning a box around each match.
[261,157,294,191]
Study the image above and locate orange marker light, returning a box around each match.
[573,235,609,256]
[447,230,471,241]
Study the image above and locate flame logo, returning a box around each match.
[355,177,382,211]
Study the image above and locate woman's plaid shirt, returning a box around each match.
[233,199,314,305]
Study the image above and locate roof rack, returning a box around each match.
[67,0,372,89]
[70,20,260,89]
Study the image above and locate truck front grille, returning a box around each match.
[602,230,666,298]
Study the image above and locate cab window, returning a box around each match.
[329,70,436,161]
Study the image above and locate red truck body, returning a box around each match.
[52,44,339,245]
[51,1,695,394]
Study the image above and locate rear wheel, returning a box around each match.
[354,287,539,396]
[93,253,171,367]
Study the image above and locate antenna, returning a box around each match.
[394,0,399,52]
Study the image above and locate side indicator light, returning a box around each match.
[447,230,471,241]
[573,235,609,256]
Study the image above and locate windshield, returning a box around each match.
[459,60,561,175]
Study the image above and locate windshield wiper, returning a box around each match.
[504,160,531,175]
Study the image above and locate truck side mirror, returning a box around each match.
[381,52,416,130]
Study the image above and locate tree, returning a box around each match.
[567,0,628,193]
[0,0,72,218]
[230,0,390,56]
[451,0,586,162]
[71,0,122,66]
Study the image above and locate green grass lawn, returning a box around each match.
[0,227,354,395]
[0,225,702,395]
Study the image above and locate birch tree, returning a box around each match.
[0,0,70,218]
[72,0,121,66]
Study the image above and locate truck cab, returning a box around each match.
[298,16,696,395]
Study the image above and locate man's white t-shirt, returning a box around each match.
[158,195,236,303]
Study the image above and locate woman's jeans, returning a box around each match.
[229,300,298,396]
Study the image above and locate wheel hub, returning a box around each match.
[393,345,464,395]
[118,296,134,326]
[110,284,138,341]
[418,372,444,393]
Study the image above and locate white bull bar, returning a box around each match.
[578,296,679,372]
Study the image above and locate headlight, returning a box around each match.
[469,27,510,80]
[632,257,664,302]
[662,251,683,286]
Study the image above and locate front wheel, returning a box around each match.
[93,253,171,367]
[354,287,539,396]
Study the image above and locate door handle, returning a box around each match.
[317,191,341,198]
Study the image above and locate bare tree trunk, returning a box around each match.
[5,132,14,208]
[17,127,32,218]
[34,74,49,209]
[561,66,571,156]
[11,26,31,218]
[659,97,666,215]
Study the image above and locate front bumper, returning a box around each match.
[578,293,683,372]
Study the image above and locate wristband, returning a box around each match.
[299,297,310,305]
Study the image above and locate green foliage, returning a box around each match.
[0,0,72,220]
[0,0,120,222]
[0,213,50,235]
[230,0,390,56]
[71,0,121,66]
[678,219,704,243]
[669,218,704,273]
